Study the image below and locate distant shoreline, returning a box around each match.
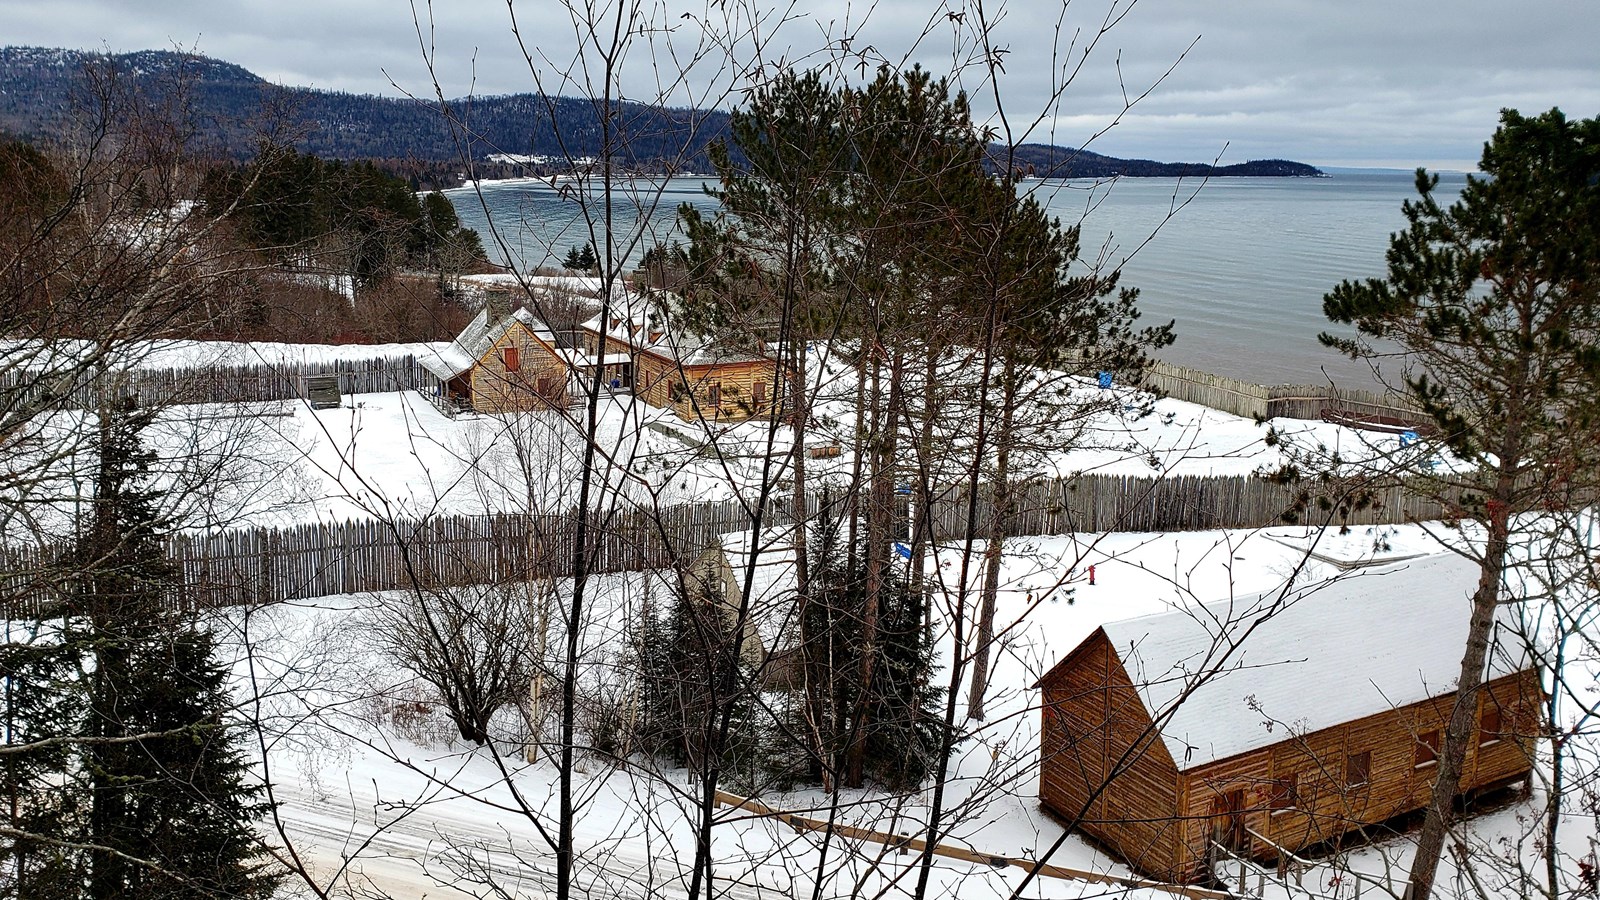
[446,170,1336,192]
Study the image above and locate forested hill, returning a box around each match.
[0,47,1324,180]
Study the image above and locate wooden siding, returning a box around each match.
[469,322,568,412]
[1041,637,1540,885]
[1174,669,1540,880]
[585,327,778,422]
[665,359,778,423]
[1039,630,1187,881]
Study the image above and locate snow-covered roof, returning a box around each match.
[553,349,631,369]
[580,286,768,367]
[419,308,557,381]
[1075,552,1533,772]
[718,527,801,655]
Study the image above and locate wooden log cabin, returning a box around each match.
[419,297,570,413]
[1036,553,1539,884]
[579,287,779,423]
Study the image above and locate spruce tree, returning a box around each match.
[635,574,747,769]
[800,514,940,790]
[77,398,280,899]
[0,627,87,899]
[562,243,598,271]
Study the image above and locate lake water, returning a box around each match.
[446,171,1466,387]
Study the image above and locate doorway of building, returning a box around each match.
[1210,789,1248,853]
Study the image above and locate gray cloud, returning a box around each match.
[1,0,1594,167]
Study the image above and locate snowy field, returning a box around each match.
[12,336,1550,899]
[8,376,1428,539]
[219,519,1590,900]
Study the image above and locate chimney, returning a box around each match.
[485,287,512,321]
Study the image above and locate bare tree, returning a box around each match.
[0,54,310,897]
[363,581,534,745]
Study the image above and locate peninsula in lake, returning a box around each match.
[0,47,1323,182]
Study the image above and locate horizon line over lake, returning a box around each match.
[447,170,1468,389]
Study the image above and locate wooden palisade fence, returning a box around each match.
[0,357,432,409]
[1141,361,1426,425]
[9,354,1419,423]
[0,354,1456,612]
[927,472,1466,539]
[1,472,1480,613]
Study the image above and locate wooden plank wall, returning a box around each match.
[469,328,569,412]
[601,336,778,423]
[668,360,779,423]
[1039,632,1187,881]
[1176,669,1541,876]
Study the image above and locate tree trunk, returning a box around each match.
[911,348,938,637]
[1544,632,1565,900]
[967,362,1017,720]
[790,342,811,605]
[844,345,867,574]
[846,344,902,788]
[1407,486,1514,900]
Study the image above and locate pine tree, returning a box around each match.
[76,398,280,899]
[1319,108,1600,900]
[562,242,597,271]
[634,574,745,769]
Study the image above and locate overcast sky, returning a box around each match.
[2,0,1594,170]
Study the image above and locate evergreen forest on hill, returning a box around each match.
[0,46,1323,183]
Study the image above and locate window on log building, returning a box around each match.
[1414,730,1441,768]
[1481,704,1503,746]
[1270,774,1298,813]
[1345,750,1371,787]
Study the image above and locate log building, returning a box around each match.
[579,288,779,423]
[1037,553,1539,884]
[419,299,570,413]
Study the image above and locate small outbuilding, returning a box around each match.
[685,528,804,685]
[1036,553,1539,884]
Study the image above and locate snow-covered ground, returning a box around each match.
[6,376,1433,540]
[222,518,1591,900]
[11,336,1546,898]
[460,272,607,296]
